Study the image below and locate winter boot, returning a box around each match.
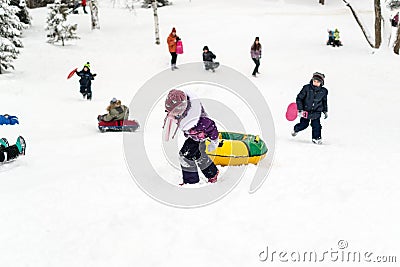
[0,138,9,149]
[208,170,219,183]
[15,136,26,155]
[291,131,298,137]
[173,64,179,70]
[171,64,175,71]
[312,138,323,145]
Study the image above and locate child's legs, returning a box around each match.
[1,145,20,162]
[80,85,87,95]
[86,86,92,99]
[311,118,322,139]
[197,142,218,179]
[179,138,201,184]
[294,117,310,133]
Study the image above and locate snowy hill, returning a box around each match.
[1,0,399,266]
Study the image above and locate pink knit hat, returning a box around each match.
[165,89,187,115]
[163,89,188,140]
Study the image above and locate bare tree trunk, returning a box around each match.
[319,0,325,5]
[394,25,400,54]
[152,0,160,45]
[374,0,382,48]
[89,0,100,30]
[342,0,374,48]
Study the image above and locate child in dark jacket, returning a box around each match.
[75,62,96,100]
[291,72,328,145]
[163,89,219,185]
[202,46,219,72]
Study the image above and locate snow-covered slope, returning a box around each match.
[0,0,399,266]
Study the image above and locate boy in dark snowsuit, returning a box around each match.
[291,72,328,145]
[75,62,96,100]
[0,136,26,163]
[202,46,218,72]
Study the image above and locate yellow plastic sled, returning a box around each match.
[205,132,268,166]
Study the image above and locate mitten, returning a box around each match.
[298,110,303,118]
[207,139,219,152]
[323,112,328,119]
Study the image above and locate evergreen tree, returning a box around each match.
[387,0,400,10]
[142,0,170,8]
[10,0,31,25]
[0,0,23,73]
[45,0,79,46]
[0,0,25,47]
[0,38,19,74]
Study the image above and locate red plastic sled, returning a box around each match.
[286,102,298,121]
[98,119,139,132]
[286,102,308,121]
[67,68,78,79]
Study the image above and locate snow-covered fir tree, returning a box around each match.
[142,0,170,8]
[0,0,24,73]
[0,37,19,74]
[45,0,79,46]
[10,0,31,25]
[387,0,400,9]
[0,0,25,48]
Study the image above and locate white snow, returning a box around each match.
[1,0,400,266]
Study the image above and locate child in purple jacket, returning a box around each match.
[251,36,262,77]
[163,89,219,185]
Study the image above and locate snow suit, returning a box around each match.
[0,137,25,163]
[165,90,219,184]
[0,115,19,125]
[327,30,334,46]
[202,48,217,71]
[333,29,342,47]
[294,80,328,140]
[251,41,262,76]
[392,13,399,27]
[99,101,130,121]
[76,68,96,100]
[167,28,179,67]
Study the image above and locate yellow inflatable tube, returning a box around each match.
[205,132,268,166]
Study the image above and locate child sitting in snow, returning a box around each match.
[97,98,130,122]
[0,114,19,125]
[202,46,219,72]
[75,62,96,100]
[327,30,334,46]
[163,89,219,185]
[333,28,342,47]
[0,136,26,164]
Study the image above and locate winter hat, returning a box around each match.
[110,97,117,104]
[171,27,176,33]
[255,37,259,41]
[84,62,90,69]
[203,46,209,51]
[165,89,187,114]
[163,89,189,140]
[312,72,325,85]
